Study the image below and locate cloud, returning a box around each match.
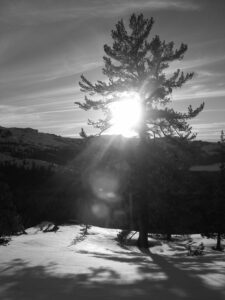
[0,105,41,126]
[0,0,200,26]
[1,80,80,105]
[203,108,225,113]
[0,102,85,136]
[168,54,225,74]
[173,88,225,101]
[193,122,225,129]
[191,122,225,141]
[170,57,225,103]
[192,122,225,142]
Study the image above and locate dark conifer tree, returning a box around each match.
[75,14,204,248]
[211,130,225,251]
[218,130,225,178]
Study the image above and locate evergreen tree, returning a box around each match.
[75,13,204,248]
[211,130,225,250]
[213,130,225,251]
[218,130,225,178]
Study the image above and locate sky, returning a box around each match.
[0,0,225,141]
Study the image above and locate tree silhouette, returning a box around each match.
[206,130,225,251]
[75,13,204,248]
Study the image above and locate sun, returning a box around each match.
[109,92,142,137]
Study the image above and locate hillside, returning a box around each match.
[0,126,222,170]
[0,126,83,167]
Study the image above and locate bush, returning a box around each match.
[116,229,131,244]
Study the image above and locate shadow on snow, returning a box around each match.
[0,251,225,300]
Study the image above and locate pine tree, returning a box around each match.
[214,130,225,251]
[75,13,204,248]
[213,130,225,251]
[203,130,225,251]
[219,130,225,178]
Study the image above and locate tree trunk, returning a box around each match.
[136,145,149,249]
[129,192,133,230]
[137,225,148,249]
[136,101,149,250]
[216,232,221,251]
[136,179,149,249]
[137,196,149,249]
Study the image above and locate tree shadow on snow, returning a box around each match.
[77,249,152,265]
[0,254,225,300]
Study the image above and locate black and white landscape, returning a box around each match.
[1,1,225,299]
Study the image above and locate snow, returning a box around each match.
[1,226,225,299]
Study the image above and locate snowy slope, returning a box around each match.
[0,225,225,299]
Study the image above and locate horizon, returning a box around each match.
[0,0,225,141]
[0,124,220,144]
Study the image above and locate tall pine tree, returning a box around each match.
[75,13,204,249]
[212,130,225,250]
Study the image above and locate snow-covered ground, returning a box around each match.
[0,225,225,299]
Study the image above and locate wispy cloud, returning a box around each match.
[173,88,225,101]
[0,102,85,136]
[191,122,225,141]
[169,54,225,74]
[193,122,225,130]
[0,0,200,25]
[203,108,225,113]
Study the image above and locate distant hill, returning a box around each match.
[0,126,221,171]
[0,126,84,167]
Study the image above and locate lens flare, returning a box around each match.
[89,171,120,203]
[91,203,109,219]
